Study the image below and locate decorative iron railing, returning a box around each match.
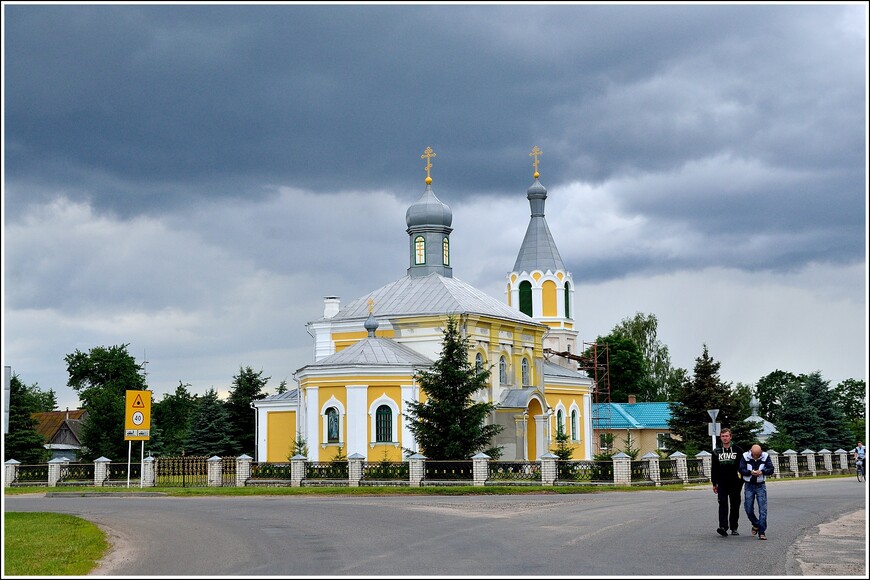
[249,462,292,479]
[221,456,237,485]
[306,461,349,479]
[59,463,95,482]
[14,464,49,483]
[686,458,705,480]
[106,462,142,483]
[658,459,678,482]
[155,455,209,487]
[796,455,811,476]
[488,461,541,481]
[630,460,652,483]
[363,462,410,480]
[424,460,473,481]
[557,460,614,482]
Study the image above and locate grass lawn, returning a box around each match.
[4,512,108,576]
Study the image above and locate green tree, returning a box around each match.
[802,371,853,451]
[612,312,680,401]
[755,370,801,426]
[150,382,199,456]
[225,366,270,455]
[184,388,234,457]
[403,316,503,459]
[4,374,50,463]
[581,333,647,403]
[551,426,574,460]
[774,382,823,451]
[832,378,866,443]
[276,379,289,394]
[668,344,753,453]
[65,344,147,462]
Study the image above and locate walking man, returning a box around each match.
[739,444,775,540]
[712,427,744,536]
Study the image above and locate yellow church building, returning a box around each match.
[253,148,594,463]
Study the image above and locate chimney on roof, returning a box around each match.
[323,296,340,318]
[65,407,69,420]
[627,395,636,405]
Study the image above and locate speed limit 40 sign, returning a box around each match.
[124,390,152,440]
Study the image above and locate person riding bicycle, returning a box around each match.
[855,442,865,473]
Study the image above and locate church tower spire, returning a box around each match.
[506,147,578,364]
[406,146,453,278]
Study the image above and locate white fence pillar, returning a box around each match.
[472,453,490,486]
[696,451,712,480]
[291,454,306,487]
[5,459,20,487]
[348,453,365,487]
[47,457,69,487]
[540,454,557,486]
[669,452,688,483]
[141,456,156,487]
[236,455,252,487]
[642,452,661,486]
[783,449,798,477]
[409,453,426,487]
[207,456,223,487]
[612,452,631,485]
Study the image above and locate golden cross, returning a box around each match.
[421,146,436,184]
[367,298,374,314]
[529,146,542,178]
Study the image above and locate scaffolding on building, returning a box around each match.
[543,342,612,454]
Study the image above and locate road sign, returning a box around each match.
[708,422,721,436]
[125,390,151,440]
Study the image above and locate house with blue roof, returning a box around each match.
[592,396,675,457]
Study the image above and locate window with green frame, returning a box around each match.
[415,236,426,265]
[442,237,449,266]
[564,281,571,319]
[519,281,532,317]
[375,405,392,443]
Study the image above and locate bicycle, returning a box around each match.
[856,458,864,482]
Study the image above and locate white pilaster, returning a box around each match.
[306,387,320,461]
[401,384,419,456]
[346,385,368,457]
[584,394,593,459]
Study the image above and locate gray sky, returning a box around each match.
[2,3,867,411]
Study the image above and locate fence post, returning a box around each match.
[348,453,365,487]
[669,451,688,483]
[540,453,557,486]
[767,449,780,478]
[207,456,222,487]
[801,449,817,476]
[696,451,712,480]
[48,457,69,487]
[817,449,832,474]
[835,449,849,472]
[236,454,252,487]
[94,456,111,487]
[409,453,426,487]
[612,452,631,485]
[641,452,661,486]
[783,449,798,477]
[5,459,20,487]
[141,456,156,487]
[290,454,306,487]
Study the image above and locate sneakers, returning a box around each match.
[751,525,759,536]
[758,533,767,540]
[731,530,739,536]
[717,528,728,537]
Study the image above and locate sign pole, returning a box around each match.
[126,440,132,488]
[140,441,145,488]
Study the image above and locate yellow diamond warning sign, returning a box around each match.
[124,390,151,441]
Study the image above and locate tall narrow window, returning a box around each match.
[442,237,450,266]
[571,410,578,441]
[326,407,339,443]
[475,352,484,372]
[414,236,426,265]
[521,358,530,386]
[499,356,507,384]
[564,282,571,319]
[375,405,392,443]
[519,281,532,317]
[556,410,564,436]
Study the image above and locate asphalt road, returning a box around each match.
[4,478,866,576]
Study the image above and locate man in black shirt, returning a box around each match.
[711,427,744,536]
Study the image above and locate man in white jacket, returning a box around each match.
[739,444,775,540]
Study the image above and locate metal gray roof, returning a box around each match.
[327,273,539,326]
[513,216,565,272]
[259,389,300,403]
[304,337,433,368]
[542,360,589,380]
[406,184,453,228]
[499,388,542,409]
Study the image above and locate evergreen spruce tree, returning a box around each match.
[668,344,753,454]
[801,371,852,451]
[225,366,269,455]
[404,316,503,459]
[150,382,199,456]
[184,388,234,457]
[4,374,49,463]
[775,383,822,451]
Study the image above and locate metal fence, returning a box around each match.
[306,461,349,480]
[363,461,410,480]
[11,464,49,485]
[488,461,541,482]
[423,460,473,481]
[658,459,679,483]
[557,460,614,483]
[155,455,209,487]
[249,462,292,480]
[686,458,705,481]
[105,462,142,485]
[630,460,653,484]
[58,463,95,484]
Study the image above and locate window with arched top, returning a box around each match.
[442,237,450,266]
[326,407,340,443]
[414,236,426,265]
[519,281,532,317]
[375,405,392,443]
[571,409,578,441]
[475,352,484,372]
[521,358,530,386]
[564,281,571,319]
[499,356,507,384]
[556,409,565,436]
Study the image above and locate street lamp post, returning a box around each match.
[707,409,720,451]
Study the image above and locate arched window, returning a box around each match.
[556,410,565,436]
[521,358,530,386]
[375,405,392,443]
[571,409,578,441]
[564,281,571,319]
[475,352,484,372]
[442,237,450,266]
[414,236,426,265]
[499,356,507,384]
[326,407,340,443]
[519,281,532,317]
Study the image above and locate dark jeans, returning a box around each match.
[717,485,743,531]
[744,481,768,533]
